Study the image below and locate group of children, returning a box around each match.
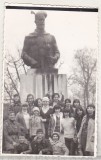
[3,93,95,156]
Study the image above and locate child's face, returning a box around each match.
[33,110,39,116]
[74,102,80,108]
[87,106,94,115]
[9,113,15,121]
[55,109,60,114]
[37,132,44,140]
[42,99,49,106]
[54,95,59,102]
[52,134,59,141]
[19,136,25,143]
[22,106,28,112]
[65,102,71,108]
[77,109,83,116]
[64,112,69,117]
[38,99,42,106]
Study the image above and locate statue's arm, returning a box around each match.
[52,36,60,61]
[21,37,37,66]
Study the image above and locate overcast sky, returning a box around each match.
[4,9,98,74]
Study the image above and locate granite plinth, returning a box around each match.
[20,69,67,103]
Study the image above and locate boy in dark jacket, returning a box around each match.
[16,135,30,154]
[22,129,53,155]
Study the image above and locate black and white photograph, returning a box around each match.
[3,6,98,157]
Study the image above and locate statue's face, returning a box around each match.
[35,17,45,30]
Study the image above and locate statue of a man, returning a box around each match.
[21,11,60,71]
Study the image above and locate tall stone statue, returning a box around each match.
[21,11,60,71]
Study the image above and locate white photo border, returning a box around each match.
[0,1,101,159]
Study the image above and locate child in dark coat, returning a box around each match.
[22,129,53,155]
[16,135,30,154]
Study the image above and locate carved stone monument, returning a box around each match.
[20,11,67,103]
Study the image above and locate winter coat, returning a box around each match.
[16,112,29,136]
[50,139,69,155]
[27,103,34,115]
[29,115,45,137]
[3,120,21,151]
[77,115,95,153]
[31,137,53,154]
[48,112,63,137]
[16,139,30,154]
[86,118,95,152]
[40,107,53,138]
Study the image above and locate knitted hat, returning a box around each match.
[32,107,40,113]
[42,97,49,102]
[51,132,60,140]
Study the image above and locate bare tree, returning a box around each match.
[4,48,28,102]
[73,48,97,107]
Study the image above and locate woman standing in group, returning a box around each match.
[16,103,30,139]
[48,105,63,138]
[61,108,77,155]
[50,93,62,109]
[77,104,95,156]
[34,98,42,110]
[72,99,81,117]
[64,99,74,117]
[26,94,35,115]
[40,97,53,139]
[75,106,85,133]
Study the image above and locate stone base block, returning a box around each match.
[20,69,67,103]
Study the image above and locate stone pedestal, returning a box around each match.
[20,69,67,103]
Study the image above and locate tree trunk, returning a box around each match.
[85,84,89,106]
[83,88,86,108]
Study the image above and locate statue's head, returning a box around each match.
[35,11,47,30]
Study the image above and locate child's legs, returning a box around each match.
[65,138,71,152]
[69,139,76,155]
